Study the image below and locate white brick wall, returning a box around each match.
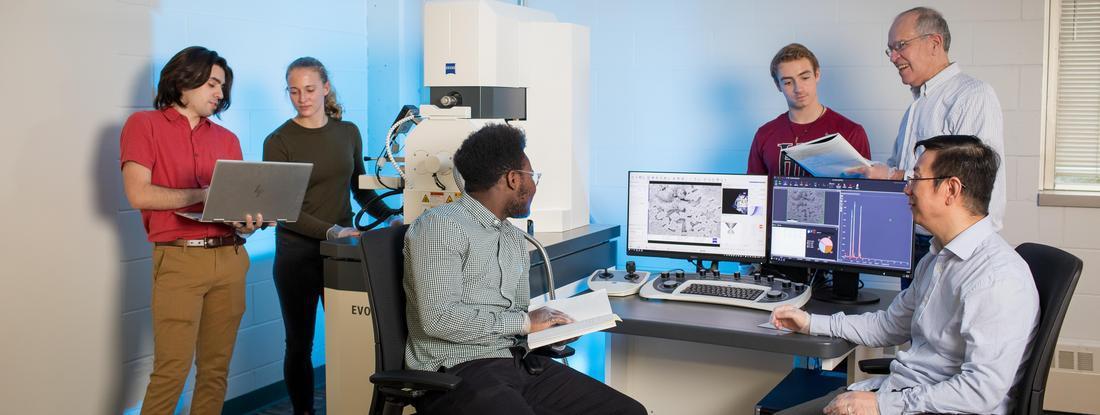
[5,1,1098,413]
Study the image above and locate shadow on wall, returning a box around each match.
[104,59,155,415]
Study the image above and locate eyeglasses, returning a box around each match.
[513,170,542,186]
[884,33,934,57]
[904,174,965,189]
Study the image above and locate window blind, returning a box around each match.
[1051,0,1100,190]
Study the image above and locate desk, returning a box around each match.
[599,289,896,414]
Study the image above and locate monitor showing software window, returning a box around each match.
[627,171,769,263]
[769,176,914,276]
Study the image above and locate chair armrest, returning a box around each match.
[858,358,894,375]
[531,345,576,359]
[370,370,462,391]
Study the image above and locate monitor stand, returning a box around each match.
[811,271,879,305]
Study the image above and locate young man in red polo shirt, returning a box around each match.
[120,46,262,415]
[747,43,871,177]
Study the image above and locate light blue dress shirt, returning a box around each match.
[887,63,1006,232]
[809,217,1039,414]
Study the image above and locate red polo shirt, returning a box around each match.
[120,107,243,242]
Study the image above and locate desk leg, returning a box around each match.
[604,333,791,415]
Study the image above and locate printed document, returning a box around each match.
[782,133,871,178]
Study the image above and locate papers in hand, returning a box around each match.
[527,289,622,349]
[781,133,871,178]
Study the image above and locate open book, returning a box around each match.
[782,133,871,178]
[527,289,622,349]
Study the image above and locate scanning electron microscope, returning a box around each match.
[323,1,594,413]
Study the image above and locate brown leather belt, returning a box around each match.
[155,235,245,248]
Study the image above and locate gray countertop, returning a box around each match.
[607,288,898,359]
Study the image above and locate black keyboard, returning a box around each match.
[680,284,764,300]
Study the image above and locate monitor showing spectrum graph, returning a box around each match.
[768,176,915,276]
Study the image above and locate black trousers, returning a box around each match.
[273,228,325,414]
[415,352,647,415]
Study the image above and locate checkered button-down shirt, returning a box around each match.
[403,195,531,371]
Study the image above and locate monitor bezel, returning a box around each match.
[625,170,771,264]
[766,176,915,278]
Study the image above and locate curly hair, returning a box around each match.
[155,46,233,115]
[453,123,527,193]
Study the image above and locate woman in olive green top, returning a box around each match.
[262,57,394,415]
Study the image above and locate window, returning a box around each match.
[1043,0,1100,195]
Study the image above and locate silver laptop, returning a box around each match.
[175,160,313,223]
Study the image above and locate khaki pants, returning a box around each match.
[140,244,249,415]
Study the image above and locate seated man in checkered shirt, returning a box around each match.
[403,123,646,415]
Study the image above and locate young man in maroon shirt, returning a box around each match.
[747,43,871,177]
[120,46,262,415]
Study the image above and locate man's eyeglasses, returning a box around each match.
[513,170,542,186]
[885,33,934,57]
[904,174,965,189]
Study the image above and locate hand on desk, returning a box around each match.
[824,391,879,415]
[528,307,574,333]
[770,305,810,334]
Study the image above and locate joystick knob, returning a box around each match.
[625,260,636,275]
[675,270,685,280]
[793,282,805,292]
[765,274,775,284]
[778,279,791,288]
[598,267,614,279]
[660,271,670,280]
[733,272,741,279]
[753,273,762,281]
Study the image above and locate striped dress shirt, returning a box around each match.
[887,63,1006,232]
[403,196,531,371]
[809,217,1039,414]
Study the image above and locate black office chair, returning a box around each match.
[858,242,1083,415]
[359,225,461,415]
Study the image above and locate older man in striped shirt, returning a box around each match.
[403,124,645,415]
[859,7,1006,290]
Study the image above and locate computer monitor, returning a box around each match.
[768,176,914,304]
[627,171,769,265]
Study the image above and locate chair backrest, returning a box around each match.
[1013,242,1083,415]
[360,225,412,373]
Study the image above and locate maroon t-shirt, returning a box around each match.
[747,108,871,177]
[120,107,243,242]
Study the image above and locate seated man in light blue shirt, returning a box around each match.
[772,135,1039,415]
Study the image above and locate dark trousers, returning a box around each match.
[273,228,325,414]
[902,234,933,290]
[415,352,647,415]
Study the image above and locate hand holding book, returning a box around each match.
[526,289,622,349]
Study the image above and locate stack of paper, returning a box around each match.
[782,133,871,178]
[527,289,621,349]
